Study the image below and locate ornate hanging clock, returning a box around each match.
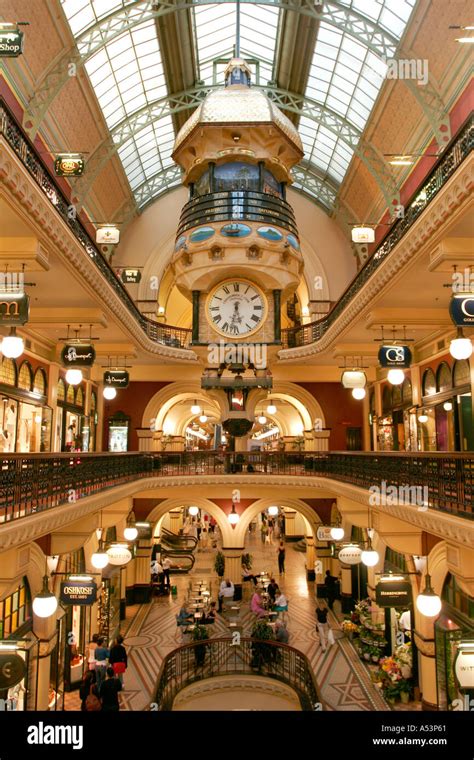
[206,279,267,338]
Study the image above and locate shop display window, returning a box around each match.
[18,362,33,391]
[0,358,17,386]
[33,368,47,396]
[108,413,130,452]
[0,578,32,640]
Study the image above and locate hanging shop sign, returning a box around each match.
[317,526,335,541]
[61,344,96,367]
[60,579,97,606]
[120,269,142,284]
[454,642,474,690]
[0,29,24,58]
[107,545,132,566]
[54,154,85,177]
[135,522,152,539]
[375,577,412,607]
[341,370,366,389]
[96,226,120,245]
[338,545,362,565]
[104,370,129,389]
[378,345,412,368]
[0,293,30,325]
[449,294,474,327]
[0,652,26,689]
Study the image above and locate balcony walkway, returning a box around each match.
[65,532,388,712]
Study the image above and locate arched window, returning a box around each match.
[18,361,33,391]
[66,384,75,405]
[391,384,402,408]
[90,391,97,414]
[453,360,470,387]
[57,378,66,402]
[402,378,412,404]
[33,368,47,396]
[75,386,84,408]
[436,362,452,393]
[422,368,436,396]
[442,573,474,619]
[0,357,17,386]
[382,386,391,413]
[0,577,32,638]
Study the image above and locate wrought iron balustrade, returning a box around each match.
[153,637,322,711]
[282,115,474,349]
[0,450,472,525]
[1,101,471,353]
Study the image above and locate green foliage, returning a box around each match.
[251,620,274,641]
[214,551,225,577]
[241,552,253,569]
[192,624,209,642]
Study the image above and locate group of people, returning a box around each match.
[250,579,288,619]
[183,514,218,550]
[151,556,172,592]
[81,634,128,711]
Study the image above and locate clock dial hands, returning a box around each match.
[208,280,265,337]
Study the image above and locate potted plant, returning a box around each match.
[250,620,275,669]
[214,551,225,578]
[370,646,381,663]
[383,681,401,705]
[341,619,359,640]
[241,552,253,569]
[192,624,209,667]
[399,679,411,704]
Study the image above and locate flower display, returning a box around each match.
[341,619,359,634]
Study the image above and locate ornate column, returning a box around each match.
[32,611,58,710]
[306,533,316,581]
[313,430,330,451]
[221,547,244,599]
[283,510,297,537]
[273,289,281,342]
[47,363,61,451]
[137,428,153,451]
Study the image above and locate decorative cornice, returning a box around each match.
[0,138,196,363]
[1,473,472,552]
[279,155,474,360]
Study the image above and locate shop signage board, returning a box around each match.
[107,546,132,566]
[0,29,24,57]
[54,154,85,177]
[121,269,142,284]
[136,522,152,539]
[104,370,129,388]
[317,526,334,541]
[0,293,30,325]
[338,545,362,565]
[378,345,412,368]
[60,580,97,606]
[375,578,412,607]
[0,653,26,689]
[61,344,96,367]
[454,644,474,689]
[96,226,120,245]
[449,294,474,327]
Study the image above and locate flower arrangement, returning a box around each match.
[394,642,412,667]
[341,619,359,634]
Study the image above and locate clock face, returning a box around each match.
[207,280,267,338]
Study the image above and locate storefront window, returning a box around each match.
[0,357,17,386]
[437,362,452,393]
[57,378,66,402]
[33,368,47,396]
[108,413,130,451]
[18,362,33,391]
[0,578,32,638]
[422,368,436,396]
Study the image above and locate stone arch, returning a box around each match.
[232,497,323,546]
[145,497,234,547]
[265,382,326,431]
[142,383,221,432]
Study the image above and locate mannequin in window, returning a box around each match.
[66,421,76,451]
[4,404,16,452]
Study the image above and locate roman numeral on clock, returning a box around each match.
[251,314,259,323]
[254,305,262,310]
[222,322,229,332]
[233,283,240,292]
[213,314,222,323]
[210,306,219,312]
[223,286,230,294]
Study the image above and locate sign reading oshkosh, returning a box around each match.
[378,345,412,368]
[0,293,30,325]
[61,344,96,367]
[60,580,97,606]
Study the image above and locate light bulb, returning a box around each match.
[32,576,58,618]
[91,551,109,570]
[352,387,366,400]
[65,368,83,385]
[268,506,279,516]
[1,334,24,359]
[416,575,442,617]
[361,549,379,567]
[418,413,428,423]
[199,414,208,423]
[228,510,239,525]
[387,369,405,385]
[450,337,473,360]
[103,386,117,400]
[330,527,344,541]
[267,403,277,415]
[188,506,199,516]
[257,415,267,424]
[443,401,453,412]
[123,526,138,541]
[191,402,201,415]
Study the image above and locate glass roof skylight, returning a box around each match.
[60,0,416,211]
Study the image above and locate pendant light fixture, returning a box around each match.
[103,386,117,400]
[257,414,267,425]
[32,571,58,619]
[418,411,428,423]
[123,513,138,541]
[387,368,405,385]
[91,514,109,570]
[267,505,279,516]
[352,387,366,400]
[199,414,208,423]
[191,400,201,415]
[416,556,442,618]
[228,503,239,526]
[65,368,83,385]
[267,402,277,415]
[1,327,24,359]
[188,506,199,516]
[361,509,379,567]
[449,328,473,360]
[330,525,345,541]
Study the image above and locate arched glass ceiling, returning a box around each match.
[60,0,415,212]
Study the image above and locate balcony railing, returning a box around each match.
[0,101,192,351]
[1,100,471,354]
[0,451,472,525]
[153,637,322,711]
[176,190,299,237]
[282,116,474,349]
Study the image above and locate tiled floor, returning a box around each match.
[64,529,395,711]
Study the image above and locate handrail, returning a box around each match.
[1,100,472,353]
[0,100,192,351]
[153,637,322,711]
[0,451,472,524]
[281,115,474,349]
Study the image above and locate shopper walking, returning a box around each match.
[79,670,100,711]
[94,637,110,691]
[316,600,331,652]
[109,635,128,685]
[162,556,172,588]
[85,633,99,671]
[324,569,339,611]
[277,540,286,573]
[267,517,274,544]
[100,667,122,712]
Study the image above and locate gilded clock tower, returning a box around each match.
[171,58,304,436]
